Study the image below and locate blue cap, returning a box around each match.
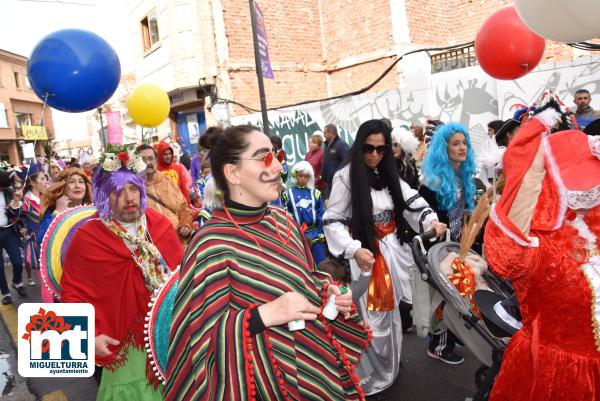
[16,163,44,182]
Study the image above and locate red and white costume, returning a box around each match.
[485,112,600,401]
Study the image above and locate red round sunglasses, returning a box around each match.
[262,149,286,167]
[240,149,286,167]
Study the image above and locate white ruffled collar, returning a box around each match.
[589,136,600,159]
[567,137,600,210]
[568,185,600,211]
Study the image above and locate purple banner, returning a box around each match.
[254,1,274,79]
[106,111,123,145]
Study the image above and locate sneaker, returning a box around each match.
[12,283,27,297]
[427,349,464,365]
[1,295,11,305]
[28,279,36,287]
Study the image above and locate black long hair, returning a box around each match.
[349,119,410,255]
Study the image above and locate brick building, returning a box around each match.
[0,49,54,165]
[128,0,594,139]
[405,0,587,61]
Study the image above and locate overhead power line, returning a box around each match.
[215,41,475,113]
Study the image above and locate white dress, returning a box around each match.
[323,165,438,395]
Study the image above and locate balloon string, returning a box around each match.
[27,92,51,168]
[40,92,49,127]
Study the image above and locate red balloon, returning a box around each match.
[475,7,545,80]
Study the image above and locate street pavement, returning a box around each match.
[375,331,479,401]
[0,267,97,401]
[1,265,481,401]
[0,307,35,401]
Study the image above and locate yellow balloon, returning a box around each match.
[127,83,170,128]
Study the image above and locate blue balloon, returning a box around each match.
[27,29,121,113]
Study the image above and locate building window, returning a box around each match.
[0,103,8,128]
[141,11,160,52]
[15,112,33,128]
[14,71,22,89]
[430,45,477,74]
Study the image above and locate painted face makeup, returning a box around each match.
[259,171,282,184]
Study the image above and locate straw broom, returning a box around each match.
[459,192,492,260]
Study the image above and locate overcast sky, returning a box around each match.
[0,0,132,141]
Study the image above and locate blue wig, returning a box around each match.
[422,122,476,212]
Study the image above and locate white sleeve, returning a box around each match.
[477,167,492,189]
[400,179,439,233]
[323,170,362,259]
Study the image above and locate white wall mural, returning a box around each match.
[232,56,600,167]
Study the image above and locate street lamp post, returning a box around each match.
[18,139,25,164]
[97,107,107,150]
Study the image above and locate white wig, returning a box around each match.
[203,177,223,210]
[391,126,420,155]
[291,161,315,189]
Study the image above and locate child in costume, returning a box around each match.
[18,164,48,288]
[317,257,351,287]
[195,161,212,199]
[286,161,327,265]
[197,177,220,227]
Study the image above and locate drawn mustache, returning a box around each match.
[259,172,282,184]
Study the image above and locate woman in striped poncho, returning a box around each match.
[165,125,371,401]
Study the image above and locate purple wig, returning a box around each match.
[92,167,147,218]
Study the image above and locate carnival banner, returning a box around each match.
[254,1,274,79]
[105,111,123,145]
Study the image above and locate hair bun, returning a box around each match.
[200,126,224,150]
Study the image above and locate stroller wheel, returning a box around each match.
[475,365,489,388]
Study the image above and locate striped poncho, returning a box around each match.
[165,203,370,401]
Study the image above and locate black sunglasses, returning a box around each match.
[363,144,389,155]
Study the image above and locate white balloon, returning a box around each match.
[515,0,600,43]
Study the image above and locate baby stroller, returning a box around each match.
[411,231,514,401]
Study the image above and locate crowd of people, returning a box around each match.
[0,88,599,401]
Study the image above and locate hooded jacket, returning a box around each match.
[155,141,191,205]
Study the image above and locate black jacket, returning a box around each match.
[418,185,448,226]
[419,183,483,253]
[321,137,350,184]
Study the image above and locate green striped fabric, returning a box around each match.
[165,205,369,401]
